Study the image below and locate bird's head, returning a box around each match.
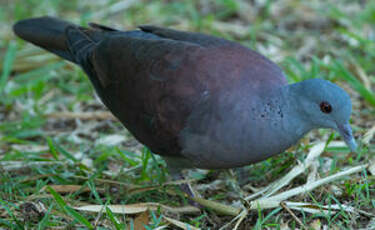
[290,78,357,151]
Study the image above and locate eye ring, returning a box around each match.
[320,101,332,113]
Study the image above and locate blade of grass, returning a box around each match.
[106,206,125,230]
[0,41,17,94]
[37,203,54,230]
[55,143,78,162]
[331,61,375,106]
[47,186,94,229]
[0,198,23,229]
[46,137,59,160]
[13,61,65,83]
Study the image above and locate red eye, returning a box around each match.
[320,101,332,113]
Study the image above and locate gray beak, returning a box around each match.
[336,122,357,152]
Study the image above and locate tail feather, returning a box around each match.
[13,16,77,62]
[14,17,106,95]
[13,16,100,64]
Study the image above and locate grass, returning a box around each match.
[0,0,374,229]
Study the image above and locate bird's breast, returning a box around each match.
[178,90,294,169]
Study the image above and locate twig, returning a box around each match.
[262,142,326,198]
[71,175,137,190]
[218,209,246,230]
[163,216,201,230]
[280,201,307,230]
[189,197,241,216]
[168,159,367,217]
[233,209,248,230]
[245,141,350,201]
[263,164,367,202]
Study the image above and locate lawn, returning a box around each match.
[0,0,374,229]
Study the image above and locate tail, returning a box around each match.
[13,16,113,64]
[13,17,79,62]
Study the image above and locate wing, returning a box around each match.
[76,33,205,156]
[139,25,231,47]
[139,26,287,88]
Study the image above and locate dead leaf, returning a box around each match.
[74,203,200,215]
[44,185,104,194]
[133,211,149,230]
[75,204,149,214]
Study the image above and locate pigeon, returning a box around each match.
[13,17,356,177]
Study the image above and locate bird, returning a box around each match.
[13,16,357,181]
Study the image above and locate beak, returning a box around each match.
[336,122,357,152]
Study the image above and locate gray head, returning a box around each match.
[289,78,357,151]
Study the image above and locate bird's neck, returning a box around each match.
[278,83,315,140]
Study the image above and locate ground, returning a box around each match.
[0,0,374,229]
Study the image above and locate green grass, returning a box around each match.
[0,0,374,229]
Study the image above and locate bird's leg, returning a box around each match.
[169,168,202,207]
[164,156,201,206]
[170,170,197,198]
